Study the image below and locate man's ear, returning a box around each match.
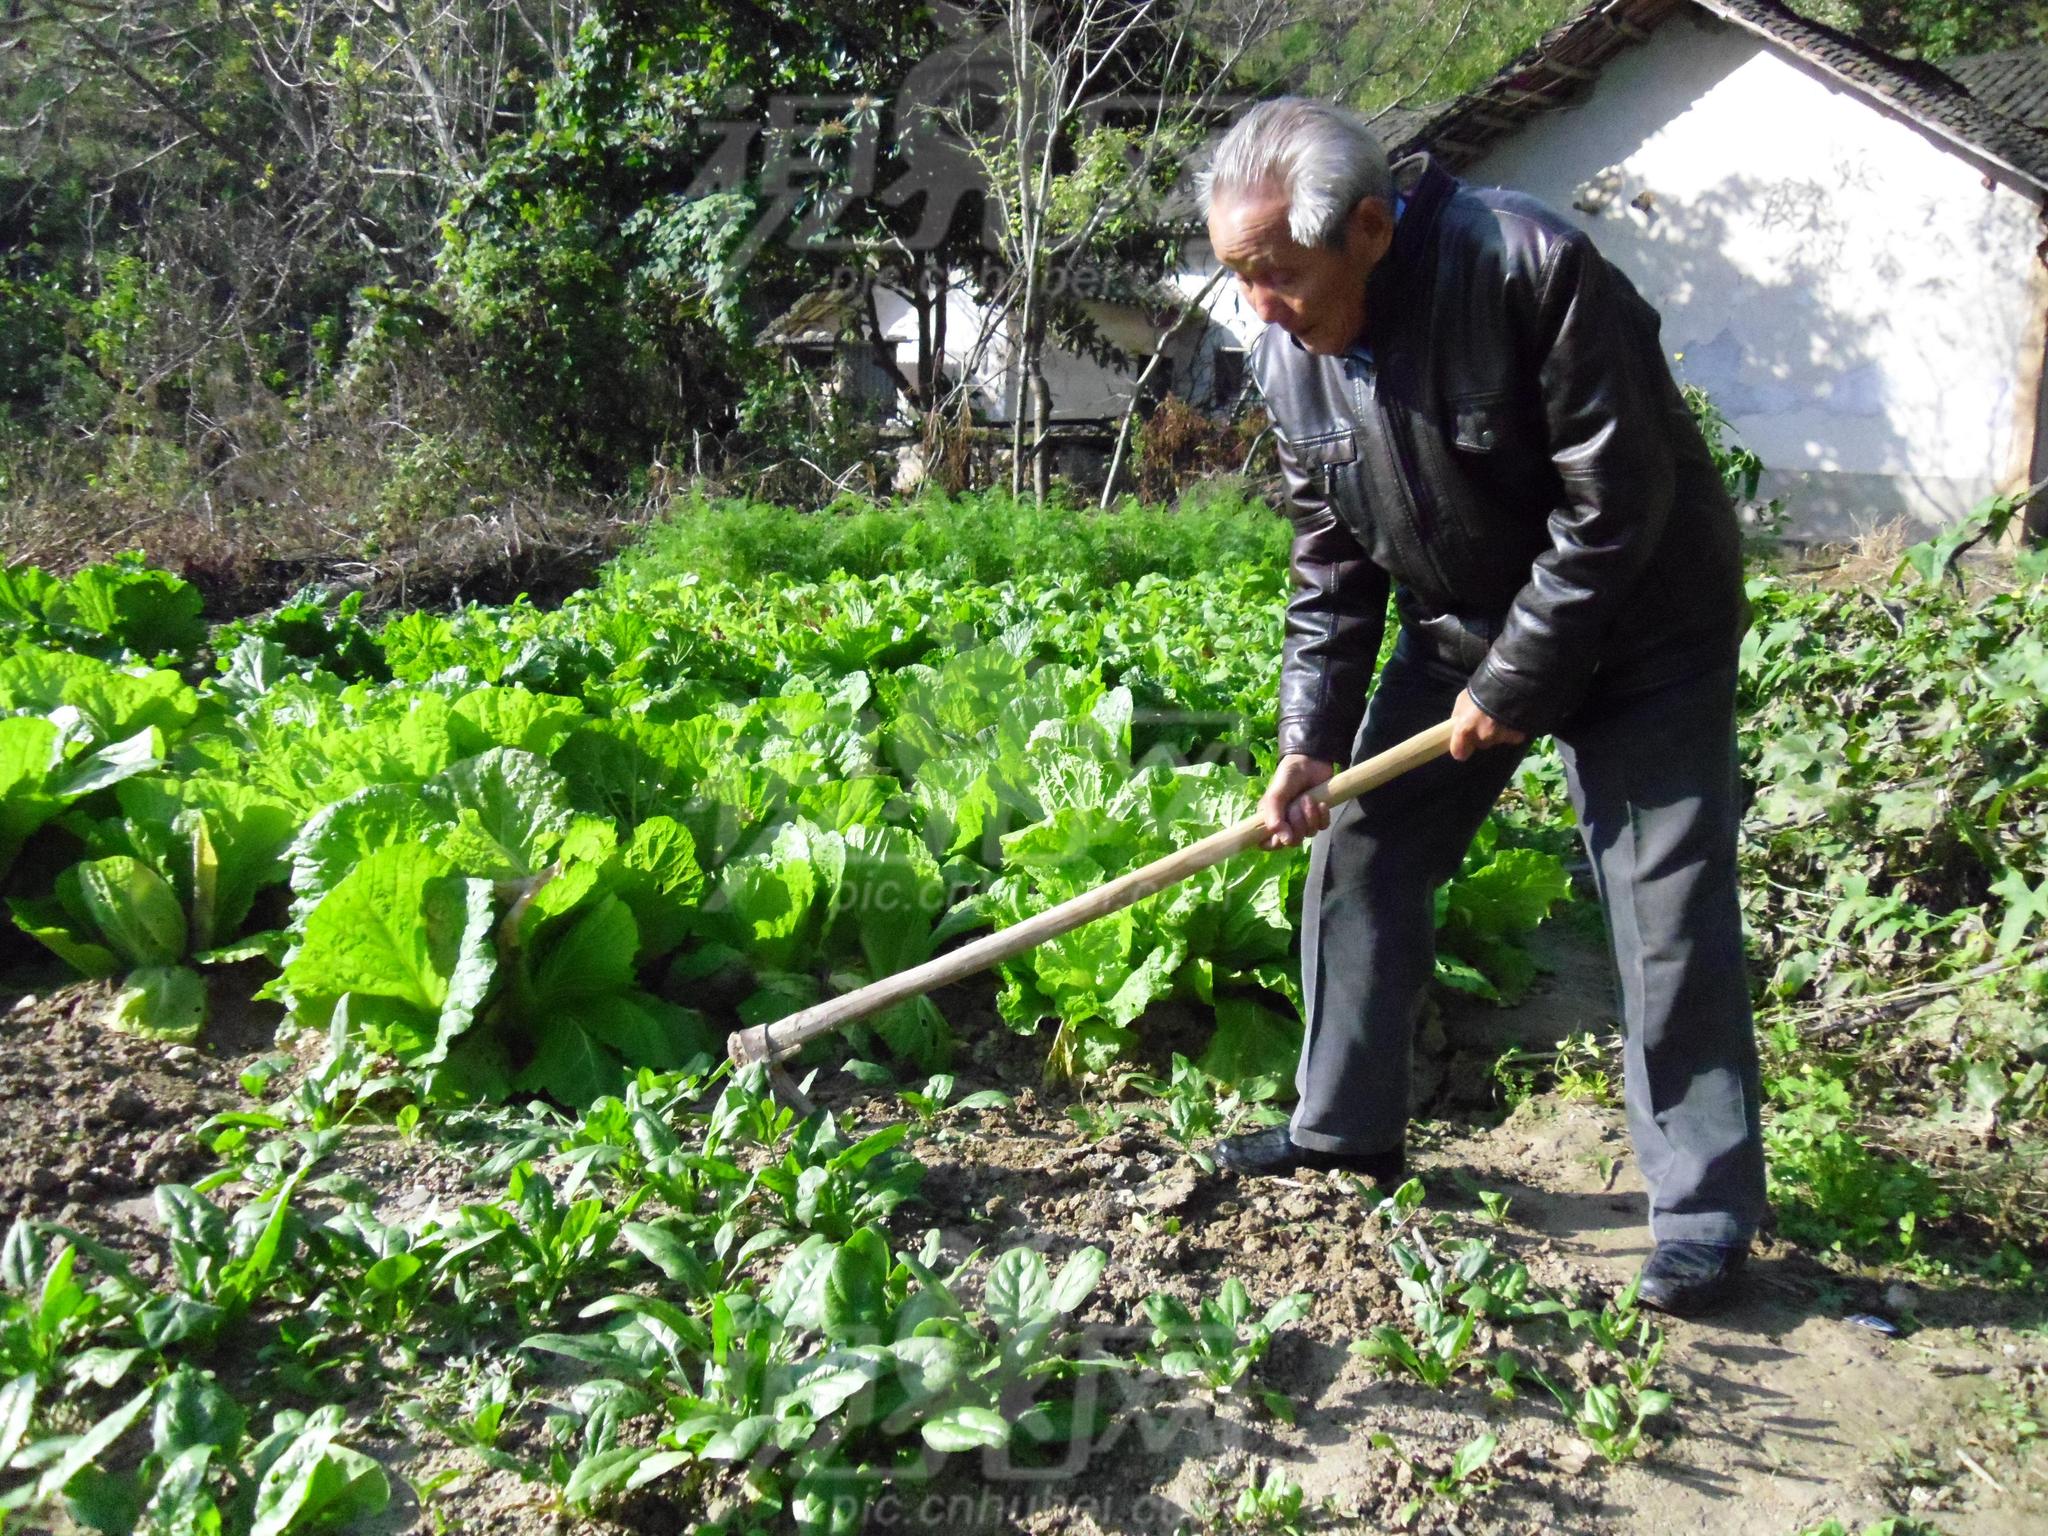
[1347,196,1395,268]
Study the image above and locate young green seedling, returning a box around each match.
[441,1163,635,1324]
[0,1237,107,1392]
[140,1168,308,1350]
[1142,1277,1309,1415]
[1373,1429,1499,1526]
[747,1112,923,1245]
[1203,1464,1312,1535]
[1128,1054,1287,1170]
[895,1073,1013,1133]
[1576,1378,1672,1462]
[1352,1231,1540,1389]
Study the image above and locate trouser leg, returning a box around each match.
[1290,652,1525,1154]
[1555,667,1767,1245]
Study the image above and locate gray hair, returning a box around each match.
[1198,97,1394,249]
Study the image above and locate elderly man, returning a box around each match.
[1199,98,1766,1317]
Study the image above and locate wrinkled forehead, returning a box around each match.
[1207,188,1298,267]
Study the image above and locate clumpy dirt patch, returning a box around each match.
[826,1081,2047,1536]
[0,980,265,1256]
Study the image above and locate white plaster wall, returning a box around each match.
[873,279,1125,419]
[1464,13,2047,536]
[871,285,1010,415]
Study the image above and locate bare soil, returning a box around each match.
[3,924,2043,1536]
[879,1096,2048,1536]
[845,939,2048,1536]
[0,983,244,1258]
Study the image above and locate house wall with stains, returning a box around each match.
[1462,13,2048,537]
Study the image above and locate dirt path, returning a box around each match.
[1395,1103,2041,1536]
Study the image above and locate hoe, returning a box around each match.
[727,718,1453,1088]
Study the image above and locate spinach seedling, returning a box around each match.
[1373,1429,1499,1525]
[1576,1378,1672,1462]
[748,1112,923,1245]
[896,1074,1013,1133]
[141,1169,308,1349]
[1142,1277,1309,1411]
[442,1163,635,1323]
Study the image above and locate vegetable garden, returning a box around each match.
[0,491,2043,1535]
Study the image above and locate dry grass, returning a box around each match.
[1773,515,2033,597]
[1,466,659,619]
[1804,517,1912,590]
[0,350,674,617]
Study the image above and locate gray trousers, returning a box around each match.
[1290,640,1767,1246]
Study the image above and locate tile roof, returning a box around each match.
[1944,47,2048,131]
[1390,0,1691,165]
[1395,0,2048,195]
[759,285,868,347]
[1363,104,1435,153]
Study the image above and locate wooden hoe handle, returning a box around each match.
[726,718,1455,1069]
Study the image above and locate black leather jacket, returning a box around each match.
[1255,154,1748,761]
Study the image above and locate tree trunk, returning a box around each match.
[1008,322,1029,499]
[1100,267,1228,508]
[1031,363,1051,503]
[930,263,949,405]
[1101,350,1168,510]
[913,277,934,413]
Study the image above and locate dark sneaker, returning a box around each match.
[1636,1240,1749,1317]
[1210,1124,1406,1184]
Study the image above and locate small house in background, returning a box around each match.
[759,286,901,418]
[1400,0,2048,539]
[869,261,1256,438]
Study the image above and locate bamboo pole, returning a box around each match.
[728,718,1455,1068]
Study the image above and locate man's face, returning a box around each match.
[1207,188,1394,356]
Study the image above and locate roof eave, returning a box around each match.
[1688,0,2048,199]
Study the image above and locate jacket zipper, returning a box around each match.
[1386,404,1434,542]
[1356,359,1456,606]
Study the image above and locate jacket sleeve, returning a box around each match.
[1465,232,1677,734]
[1272,427,1389,764]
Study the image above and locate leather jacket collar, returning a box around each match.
[1279,153,1458,362]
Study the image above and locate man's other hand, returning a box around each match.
[1258,753,1335,849]
[1449,689,1528,761]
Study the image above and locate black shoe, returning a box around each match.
[1210,1124,1406,1184]
[1636,1240,1749,1317]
